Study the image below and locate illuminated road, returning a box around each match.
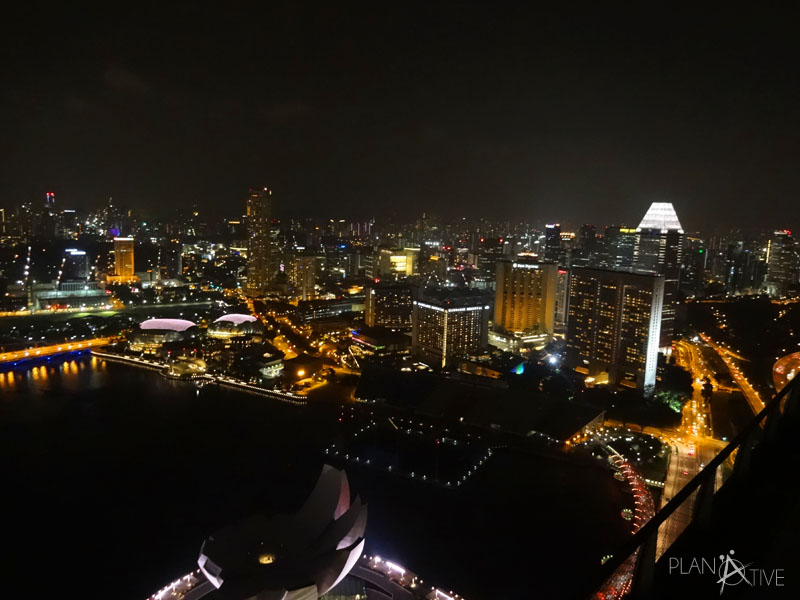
[699,333,765,416]
[605,340,729,558]
[654,340,728,552]
[772,351,800,390]
[272,334,298,359]
[0,337,118,364]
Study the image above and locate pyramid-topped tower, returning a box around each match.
[637,202,684,233]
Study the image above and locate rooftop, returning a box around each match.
[636,202,684,233]
[139,318,196,332]
[215,313,258,324]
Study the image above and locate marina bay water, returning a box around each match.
[0,355,629,599]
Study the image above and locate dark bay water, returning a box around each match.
[0,356,629,599]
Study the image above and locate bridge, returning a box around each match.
[0,336,119,365]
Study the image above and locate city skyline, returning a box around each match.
[3,6,800,599]
[2,4,800,228]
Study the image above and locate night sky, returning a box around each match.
[2,3,799,229]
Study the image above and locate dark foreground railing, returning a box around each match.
[586,375,800,600]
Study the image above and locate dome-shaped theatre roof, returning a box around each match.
[214,313,258,325]
[139,318,197,332]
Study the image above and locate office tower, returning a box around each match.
[566,267,664,389]
[412,289,490,368]
[765,230,799,297]
[365,282,414,329]
[680,239,707,297]
[543,223,561,260]
[360,250,377,279]
[554,268,569,334]
[289,254,318,300]
[0,208,5,235]
[600,225,637,269]
[377,247,419,278]
[493,258,556,336]
[246,187,272,294]
[113,237,135,280]
[633,202,684,348]
[64,249,90,281]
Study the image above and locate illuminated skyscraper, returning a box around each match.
[245,187,272,294]
[566,267,663,389]
[633,202,683,348]
[289,254,318,300]
[493,258,556,336]
[113,237,135,280]
[377,247,419,278]
[554,268,569,334]
[365,282,414,329]
[412,290,490,368]
[600,225,637,270]
[765,230,799,297]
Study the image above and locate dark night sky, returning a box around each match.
[2,2,799,229]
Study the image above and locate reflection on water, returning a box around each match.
[0,353,630,600]
[0,355,106,392]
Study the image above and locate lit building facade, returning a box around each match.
[113,237,135,281]
[554,268,569,335]
[493,258,556,336]
[600,225,637,270]
[289,254,319,300]
[633,202,683,348]
[377,247,419,278]
[246,187,272,294]
[412,290,490,368]
[765,229,799,297]
[364,282,414,329]
[566,267,664,389]
[128,318,200,354]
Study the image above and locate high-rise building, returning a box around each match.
[377,247,419,278]
[289,254,318,300]
[245,187,272,294]
[412,289,490,368]
[554,268,569,335]
[680,239,707,297]
[765,230,799,298]
[365,282,414,329]
[543,223,561,261]
[113,237,135,280]
[566,267,664,389]
[600,225,637,270]
[493,258,556,336]
[64,249,90,281]
[633,202,683,348]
